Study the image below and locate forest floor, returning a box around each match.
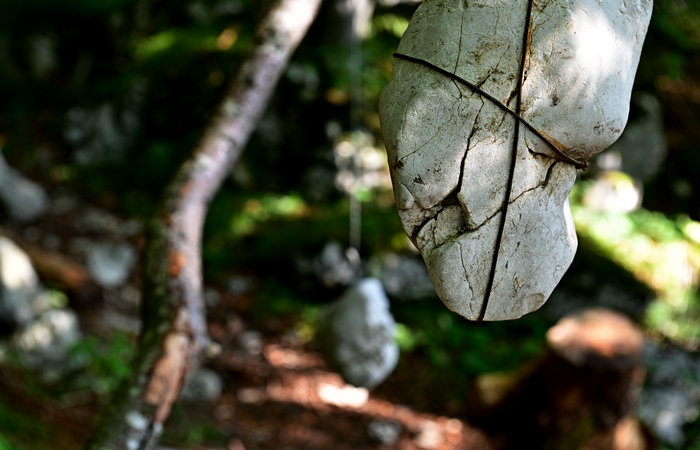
[167,312,496,450]
[0,200,499,450]
[1,289,497,450]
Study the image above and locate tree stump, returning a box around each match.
[468,308,648,449]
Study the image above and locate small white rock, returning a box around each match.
[0,154,48,223]
[0,237,41,327]
[316,278,399,388]
[367,419,401,445]
[86,241,137,288]
[181,367,223,402]
[12,308,81,370]
[583,171,643,213]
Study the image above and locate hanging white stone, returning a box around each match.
[379,0,652,321]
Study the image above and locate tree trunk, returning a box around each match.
[468,308,648,449]
[86,1,323,448]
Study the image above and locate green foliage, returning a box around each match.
[0,0,132,18]
[636,0,700,83]
[653,0,700,52]
[0,437,17,450]
[572,182,700,346]
[161,404,228,448]
[371,14,410,39]
[682,418,700,450]
[253,278,316,317]
[393,304,549,375]
[0,401,53,449]
[67,332,134,396]
[203,189,403,277]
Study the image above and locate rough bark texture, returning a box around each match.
[379,0,652,321]
[86,1,322,448]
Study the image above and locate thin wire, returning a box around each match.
[392,52,589,170]
[348,17,363,257]
[479,0,535,321]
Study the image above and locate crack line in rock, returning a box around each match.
[392,1,591,321]
[411,210,439,242]
[479,0,535,322]
[395,96,463,165]
[509,159,559,203]
[455,10,466,73]
[392,53,588,170]
[429,156,557,246]
[457,241,476,310]
[411,98,485,244]
[455,99,485,198]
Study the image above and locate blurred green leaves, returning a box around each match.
[392,306,549,375]
[371,14,410,39]
[572,182,700,346]
[0,401,53,449]
[68,332,134,396]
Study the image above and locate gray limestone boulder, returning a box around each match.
[0,237,82,378]
[582,170,643,213]
[638,342,700,446]
[367,419,402,445]
[379,0,652,320]
[596,93,667,182]
[0,154,48,223]
[0,237,42,329]
[296,241,360,288]
[85,241,137,289]
[379,252,436,301]
[12,308,81,374]
[316,278,399,388]
[181,367,224,402]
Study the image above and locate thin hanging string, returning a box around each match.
[392,53,589,171]
[348,17,363,261]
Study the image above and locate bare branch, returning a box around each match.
[86,1,323,448]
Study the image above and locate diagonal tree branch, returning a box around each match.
[87,1,323,448]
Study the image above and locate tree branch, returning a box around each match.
[86,1,323,448]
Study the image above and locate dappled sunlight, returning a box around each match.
[0,238,38,290]
[271,0,324,36]
[317,383,369,408]
[570,7,634,87]
[214,339,493,449]
[571,183,700,346]
[523,0,651,158]
[216,27,238,51]
[228,193,309,238]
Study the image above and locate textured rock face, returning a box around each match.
[316,278,398,388]
[379,0,652,320]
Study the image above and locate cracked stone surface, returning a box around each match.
[379,0,652,321]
